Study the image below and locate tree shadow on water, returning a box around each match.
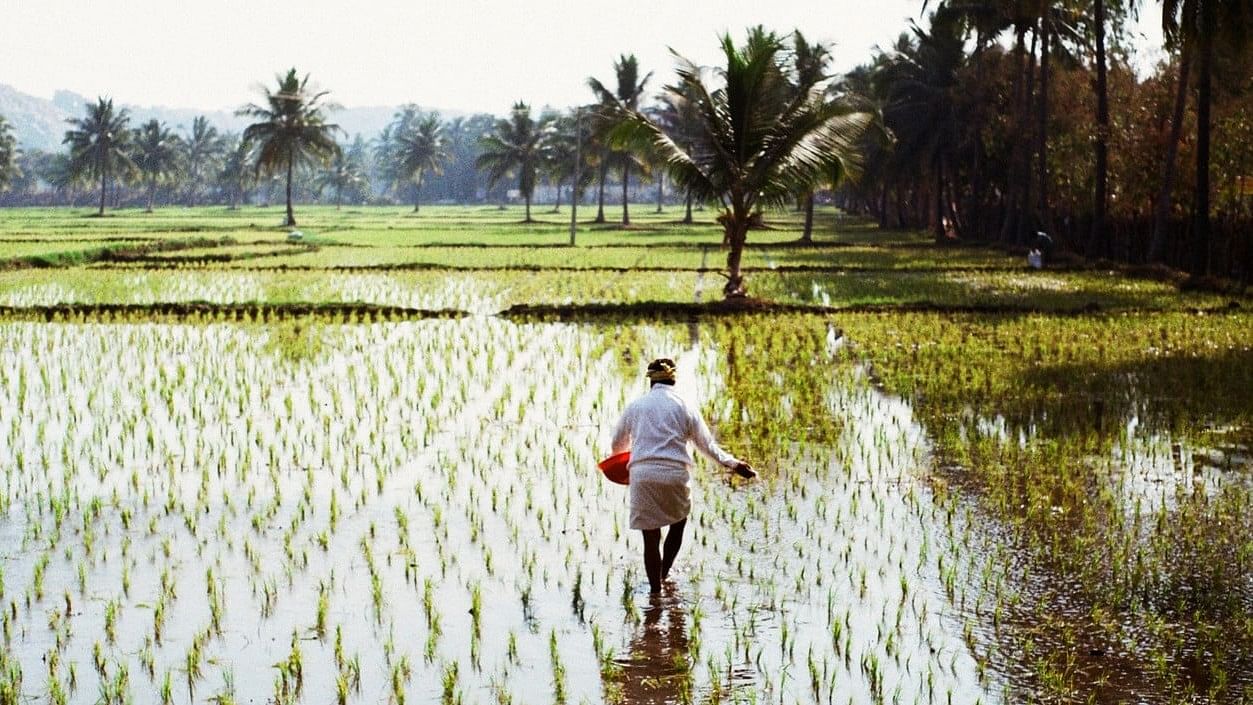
[1014,345,1253,444]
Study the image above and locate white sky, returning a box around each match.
[2,0,1166,114]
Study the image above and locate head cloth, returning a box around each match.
[646,358,677,384]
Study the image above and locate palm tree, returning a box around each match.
[217,136,253,210]
[653,84,705,224]
[63,97,134,216]
[589,54,652,225]
[238,69,341,226]
[374,105,422,202]
[42,153,87,205]
[1091,0,1112,257]
[131,119,182,212]
[183,116,224,206]
[314,141,368,209]
[344,135,371,203]
[1160,0,1248,274]
[877,13,967,241]
[924,0,1036,242]
[1149,29,1192,263]
[0,115,19,192]
[612,28,872,297]
[538,109,596,214]
[476,102,542,223]
[588,128,611,223]
[538,111,565,212]
[640,107,669,214]
[393,113,449,212]
[792,31,834,242]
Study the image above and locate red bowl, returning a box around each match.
[598,451,630,485]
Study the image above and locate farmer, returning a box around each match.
[610,358,755,594]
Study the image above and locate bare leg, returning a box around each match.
[661,519,686,582]
[642,529,662,594]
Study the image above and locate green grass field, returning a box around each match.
[0,204,1241,313]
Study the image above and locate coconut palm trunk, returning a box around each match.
[655,172,663,213]
[683,189,693,224]
[723,204,751,297]
[146,177,156,213]
[932,162,946,241]
[285,153,295,226]
[621,162,630,224]
[1149,45,1192,264]
[595,160,607,223]
[1193,26,1213,276]
[1036,16,1051,234]
[1000,27,1029,244]
[98,162,107,216]
[1091,0,1110,258]
[414,171,423,213]
[801,192,815,242]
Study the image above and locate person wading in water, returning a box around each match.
[611,358,756,595]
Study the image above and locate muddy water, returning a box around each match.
[1,319,1004,704]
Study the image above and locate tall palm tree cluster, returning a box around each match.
[472,30,873,299]
[373,105,448,212]
[839,0,1252,276]
[46,100,260,215]
[238,69,342,226]
[0,70,342,222]
[606,29,873,295]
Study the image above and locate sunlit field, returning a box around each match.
[1,205,1251,704]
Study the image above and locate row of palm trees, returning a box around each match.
[841,0,1249,275]
[468,33,874,295]
[51,70,344,224]
[53,100,252,215]
[61,102,250,215]
[31,72,669,226]
[18,31,873,297]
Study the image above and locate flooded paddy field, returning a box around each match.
[1,206,1251,704]
[1,310,1250,704]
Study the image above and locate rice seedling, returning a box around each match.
[0,220,1246,705]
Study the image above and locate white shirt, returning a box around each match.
[611,384,741,470]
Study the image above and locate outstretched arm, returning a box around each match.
[610,406,633,455]
[688,403,756,478]
[688,405,739,468]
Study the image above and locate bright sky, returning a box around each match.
[1,0,1166,114]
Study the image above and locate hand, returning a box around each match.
[731,462,757,479]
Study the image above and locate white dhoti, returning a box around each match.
[629,462,691,531]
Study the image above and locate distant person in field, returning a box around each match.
[611,358,755,595]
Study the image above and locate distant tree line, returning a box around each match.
[0,100,531,216]
[837,0,1252,278]
[0,76,674,223]
[0,42,856,233]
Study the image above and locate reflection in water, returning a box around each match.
[610,594,693,705]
